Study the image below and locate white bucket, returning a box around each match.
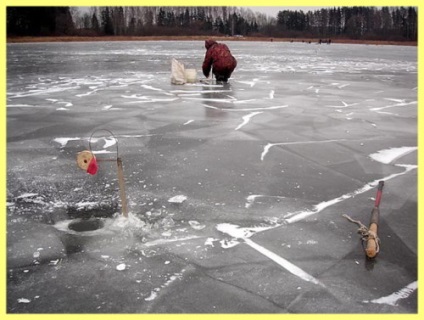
[184,69,197,83]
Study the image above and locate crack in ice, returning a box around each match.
[284,163,417,224]
[235,112,263,130]
[217,223,324,286]
[261,139,346,161]
[204,104,287,112]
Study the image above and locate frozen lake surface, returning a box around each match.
[6,41,417,313]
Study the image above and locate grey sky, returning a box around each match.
[247,6,328,17]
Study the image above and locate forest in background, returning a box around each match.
[7,6,418,42]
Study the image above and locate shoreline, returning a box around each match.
[7,35,417,46]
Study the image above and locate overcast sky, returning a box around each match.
[247,6,327,17]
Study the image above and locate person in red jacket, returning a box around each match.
[202,39,237,83]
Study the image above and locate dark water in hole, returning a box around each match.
[68,219,105,232]
[61,219,106,254]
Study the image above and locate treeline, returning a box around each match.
[74,7,263,37]
[7,7,75,36]
[276,7,417,41]
[7,6,417,42]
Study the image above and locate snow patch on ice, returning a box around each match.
[143,235,200,247]
[235,112,263,130]
[141,84,163,91]
[102,137,117,149]
[219,239,240,248]
[74,201,99,210]
[116,263,126,271]
[216,223,272,239]
[144,291,158,301]
[16,193,39,199]
[145,269,186,301]
[54,137,81,148]
[188,220,205,230]
[17,298,31,304]
[168,195,187,203]
[205,237,217,247]
[363,281,417,306]
[183,120,194,125]
[245,194,286,208]
[369,146,417,164]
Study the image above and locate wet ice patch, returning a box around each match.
[369,146,417,164]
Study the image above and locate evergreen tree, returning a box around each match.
[91,13,100,34]
[101,7,114,35]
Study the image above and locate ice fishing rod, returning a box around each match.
[365,180,384,258]
[343,180,384,259]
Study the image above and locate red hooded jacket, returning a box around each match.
[202,40,237,79]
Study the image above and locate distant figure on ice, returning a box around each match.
[202,39,237,83]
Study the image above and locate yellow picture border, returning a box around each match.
[1,1,421,319]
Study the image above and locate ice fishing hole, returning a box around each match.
[68,218,105,232]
